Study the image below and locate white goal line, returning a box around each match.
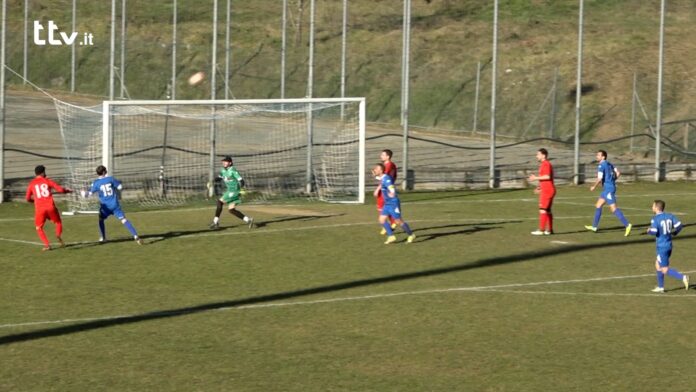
[2,270,694,330]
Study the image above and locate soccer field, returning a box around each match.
[2,182,696,391]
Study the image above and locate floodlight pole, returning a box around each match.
[0,0,6,202]
[489,0,498,189]
[224,0,231,100]
[401,0,411,191]
[119,0,126,99]
[340,0,348,119]
[306,0,316,194]
[655,0,666,182]
[281,0,287,99]
[71,0,76,92]
[23,0,28,84]
[109,0,116,100]
[209,0,218,197]
[573,0,584,185]
[171,0,177,99]
[473,61,481,133]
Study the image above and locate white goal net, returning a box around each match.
[54,98,366,212]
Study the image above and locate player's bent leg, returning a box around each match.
[119,217,141,244]
[98,218,106,242]
[210,200,225,229]
[36,225,50,250]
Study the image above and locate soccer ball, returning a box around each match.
[188,71,206,86]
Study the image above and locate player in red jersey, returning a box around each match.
[528,148,556,235]
[25,165,72,251]
[375,149,397,235]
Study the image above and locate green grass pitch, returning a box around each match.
[2,182,696,391]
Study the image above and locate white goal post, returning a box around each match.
[56,98,366,212]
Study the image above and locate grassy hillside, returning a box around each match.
[3,0,696,140]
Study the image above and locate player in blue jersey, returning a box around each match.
[647,200,688,293]
[584,150,632,236]
[82,165,143,245]
[372,163,415,244]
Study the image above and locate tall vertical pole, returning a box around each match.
[655,0,666,182]
[281,0,287,99]
[400,0,408,126]
[306,0,316,194]
[71,0,76,92]
[630,72,637,152]
[209,0,218,197]
[23,0,28,84]
[340,0,348,118]
[573,0,584,185]
[119,0,126,99]
[224,0,231,100]
[109,0,116,100]
[489,0,498,189]
[549,67,558,138]
[171,0,177,99]
[0,0,6,203]
[472,60,481,133]
[402,0,411,190]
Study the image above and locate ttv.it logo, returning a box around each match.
[33,21,94,46]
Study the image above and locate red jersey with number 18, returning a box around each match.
[26,176,67,210]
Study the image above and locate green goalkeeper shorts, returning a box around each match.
[220,191,242,205]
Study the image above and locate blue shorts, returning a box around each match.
[657,249,672,267]
[381,203,402,219]
[600,189,616,205]
[100,205,126,220]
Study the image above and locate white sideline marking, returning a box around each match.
[409,192,696,205]
[0,237,43,246]
[0,214,661,247]
[550,240,571,244]
[2,271,694,330]
[554,201,655,212]
[474,289,696,299]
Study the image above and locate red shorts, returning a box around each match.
[376,193,385,210]
[539,191,556,210]
[35,207,61,227]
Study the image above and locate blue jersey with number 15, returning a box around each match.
[648,212,683,251]
[90,176,122,210]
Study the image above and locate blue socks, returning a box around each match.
[123,220,139,237]
[382,222,394,236]
[613,208,629,227]
[98,219,106,239]
[383,221,413,236]
[667,268,684,280]
[593,208,602,227]
[594,207,630,228]
[657,271,665,288]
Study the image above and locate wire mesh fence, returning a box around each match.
[2,0,696,202]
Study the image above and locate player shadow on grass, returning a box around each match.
[553,223,651,235]
[5,231,696,346]
[411,222,515,243]
[253,213,343,229]
[66,214,342,248]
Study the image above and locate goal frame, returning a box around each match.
[101,97,367,204]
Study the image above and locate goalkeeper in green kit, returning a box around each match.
[209,156,255,229]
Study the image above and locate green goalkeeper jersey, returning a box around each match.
[220,166,243,193]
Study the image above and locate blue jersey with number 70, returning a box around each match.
[648,212,683,251]
[90,176,122,210]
